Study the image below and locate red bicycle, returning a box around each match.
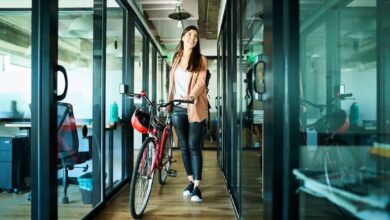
[120,86,193,219]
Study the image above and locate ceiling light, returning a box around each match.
[168,5,191,29]
[169,6,191,20]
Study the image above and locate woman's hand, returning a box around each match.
[180,95,196,102]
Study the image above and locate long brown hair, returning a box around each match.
[174,25,202,72]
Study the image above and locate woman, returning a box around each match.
[168,25,208,202]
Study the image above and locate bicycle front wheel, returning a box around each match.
[158,129,173,185]
[129,137,155,219]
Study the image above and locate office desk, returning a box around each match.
[3,121,121,194]
[4,123,31,139]
[4,121,92,130]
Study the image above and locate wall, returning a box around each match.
[341,68,376,121]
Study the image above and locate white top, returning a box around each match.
[173,65,190,108]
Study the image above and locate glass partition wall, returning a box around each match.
[240,0,264,218]
[133,27,144,154]
[148,43,155,100]
[0,0,166,218]
[0,2,32,219]
[105,4,123,195]
[57,1,97,218]
[217,0,265,218]
[156,54,163,104]
[296,1,390,219]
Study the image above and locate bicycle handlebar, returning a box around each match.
[302,100,326,109]
[158,99,194,107]
[302,93,354,110]
[120,86,194,111]
[337,93,353,99]
[157,99,194,111]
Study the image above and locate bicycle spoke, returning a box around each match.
[130,138,155,219]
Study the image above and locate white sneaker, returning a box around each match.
[183,182,194,197]
[190,187,202,202]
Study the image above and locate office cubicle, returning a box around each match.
[297,1,390,219]
[0,2,32,219]
[0,0,166,219]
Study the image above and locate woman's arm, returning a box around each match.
[189,56,208,99]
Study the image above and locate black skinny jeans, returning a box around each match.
[172,106,204,180]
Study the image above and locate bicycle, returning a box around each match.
[300,93,355,188]
[120,86,194,219]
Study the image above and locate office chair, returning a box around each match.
[57,102,92,204]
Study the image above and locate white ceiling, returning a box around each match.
[0,0,120,8]
[134,0,221,55]
[0,0,222,56]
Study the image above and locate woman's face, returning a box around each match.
[181,29,198,50]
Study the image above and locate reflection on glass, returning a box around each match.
[105,7,123,193]
[133,28,143,152]
[297,1,388,219]
[0,3,32,219]
[217,40,223,167]
[240,0,264,219]
[203,59,217,148]
[162,60,168,101]
[254,61,265,94]
[148,44,154,99]
[57,2,95,218]
[157,55,163,103]
[134,28,143,95]
[0,11,31,120]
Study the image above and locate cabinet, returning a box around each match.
[0,136,28,192]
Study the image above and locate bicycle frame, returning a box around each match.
[148,119,172,174]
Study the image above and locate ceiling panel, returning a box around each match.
[138,0,220,53]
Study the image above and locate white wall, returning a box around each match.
[207,59,218,113]
[200,39,218,56]
[341,68,376,121]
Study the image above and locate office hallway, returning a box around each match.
[94,150,236,220]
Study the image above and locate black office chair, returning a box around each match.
[57,102,92,204]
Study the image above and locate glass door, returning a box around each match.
[217,36,223,167]
[133,27,143,153]
[240,1,264,218]
[0,2,32,219]
[57,1,99,218]
[296,1,389,219]
[105,1,124,194]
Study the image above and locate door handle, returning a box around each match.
[56,65,68,101]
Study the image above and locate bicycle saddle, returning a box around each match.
[313,110,349,133]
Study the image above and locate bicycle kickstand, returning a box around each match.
[168,159,178,177]
[169,169,177,177]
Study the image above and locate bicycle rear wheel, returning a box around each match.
[158,129,173,185]
[129,137,155,219]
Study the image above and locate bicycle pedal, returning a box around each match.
[168,169,177,177]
